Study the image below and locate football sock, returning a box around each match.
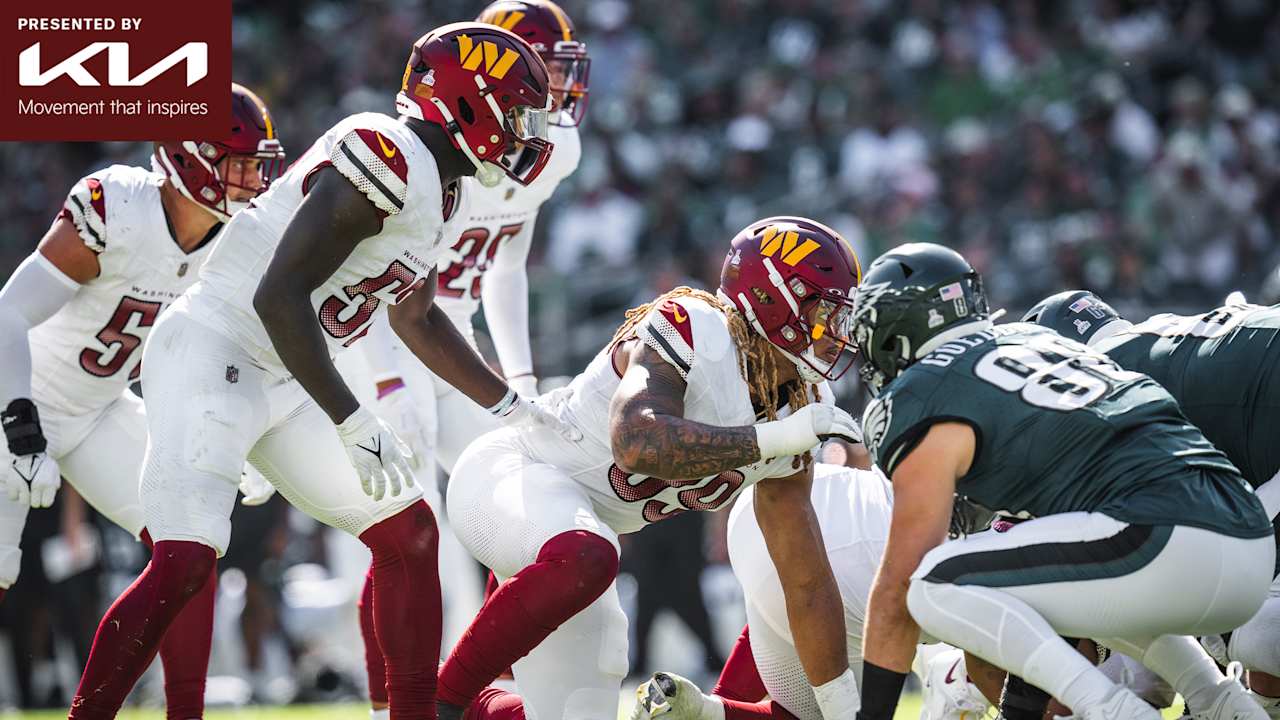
[463,687,526,720]
[907,580,1117,713]
[1000,674,1052,720]
[1104,635,1226,712]
[360,501,442,720]
[69,539,217,720]
[359,566,390,706]
[371,708,391,720]
[142,529,217,720]
[712,625,767,702]
[437,530,619,707]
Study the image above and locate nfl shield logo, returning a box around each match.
[225,365,239,384]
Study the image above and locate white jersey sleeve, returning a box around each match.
[60,175,109,253]
[186,113,453,375]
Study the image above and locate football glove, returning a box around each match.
[375,383,431,470]
[754,404,862,460]
[335,405,415,501]
[6,451,60,508]
[489,388,582,442]
[2,398,59,508]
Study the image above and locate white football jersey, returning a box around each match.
[535,295,832,535]
[187,113,463,375]
[434,124,581,334]
[29,165,216,417]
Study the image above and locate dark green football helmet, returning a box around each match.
[1022,290,1125,345]
[852,243,989,395]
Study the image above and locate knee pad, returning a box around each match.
[1229,598,1280,675]
[538,530,619,602]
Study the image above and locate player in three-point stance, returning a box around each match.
[852,243,1272,720]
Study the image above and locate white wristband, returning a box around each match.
[754,416,819,460]
[487,387,518,417]
[812,668,860,719]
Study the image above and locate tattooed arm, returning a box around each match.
[608,340,761,481]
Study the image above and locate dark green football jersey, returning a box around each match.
[862,323,1271,539]
[1099,304,1280,488]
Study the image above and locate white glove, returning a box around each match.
[507,374,539,398]
[490,388,582,441]
[375,384,431,470]
[754,404,862,460]
[6,451,60,508]
[238,465,276,506]
[335,405,415,501]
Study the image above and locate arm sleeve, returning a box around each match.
[357,314,405,385]
[0,252,81,402]
[480,217,535,379]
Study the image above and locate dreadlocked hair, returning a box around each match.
[609,286,820,420]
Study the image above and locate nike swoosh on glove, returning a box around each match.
[6,451,60,508]
[492,391,583,442]
[335,405,415,501]
[375,384,431,470]
[754,404,863,460]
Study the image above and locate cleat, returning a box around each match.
[1191,663,1270,720]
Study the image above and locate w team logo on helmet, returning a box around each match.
[718,216,862,382]
[477,0,590,126]
[396,22,554,187]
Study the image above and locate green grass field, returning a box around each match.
[1,692,1193,719]
[2,694,928,720]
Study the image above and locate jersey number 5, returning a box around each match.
[319,260,425,346]
[607,464,745,523]
[80,296,163,379]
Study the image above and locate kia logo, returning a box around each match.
[18,42,208,87]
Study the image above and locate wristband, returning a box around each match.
[754,416,818,460]
[486,387,518,417]
[855,662,907,720]
[2,398,47,456]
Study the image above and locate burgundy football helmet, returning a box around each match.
[718,216,863,382]
[153,83,285,222]
[477,0,590,126]
[396,22,554,187]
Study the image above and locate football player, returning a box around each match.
[435,217,864,720]
[1026,291,1280,715]
[0,83,282,720]
[852,243,1272,720]
[350,3,587,713]
[630,462,994,720]
[66,24,574,720]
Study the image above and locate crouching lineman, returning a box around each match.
[0,83,282,720]
[67,24,574,720]
[435,217,865,720]
[630,462,994,720]
[1027,291,1280,715]
[852,243,1273,720]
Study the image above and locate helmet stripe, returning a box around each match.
[545,2,573,42]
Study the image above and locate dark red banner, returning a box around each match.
[0,0,230,140]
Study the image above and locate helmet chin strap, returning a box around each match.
[428,94,506,188]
